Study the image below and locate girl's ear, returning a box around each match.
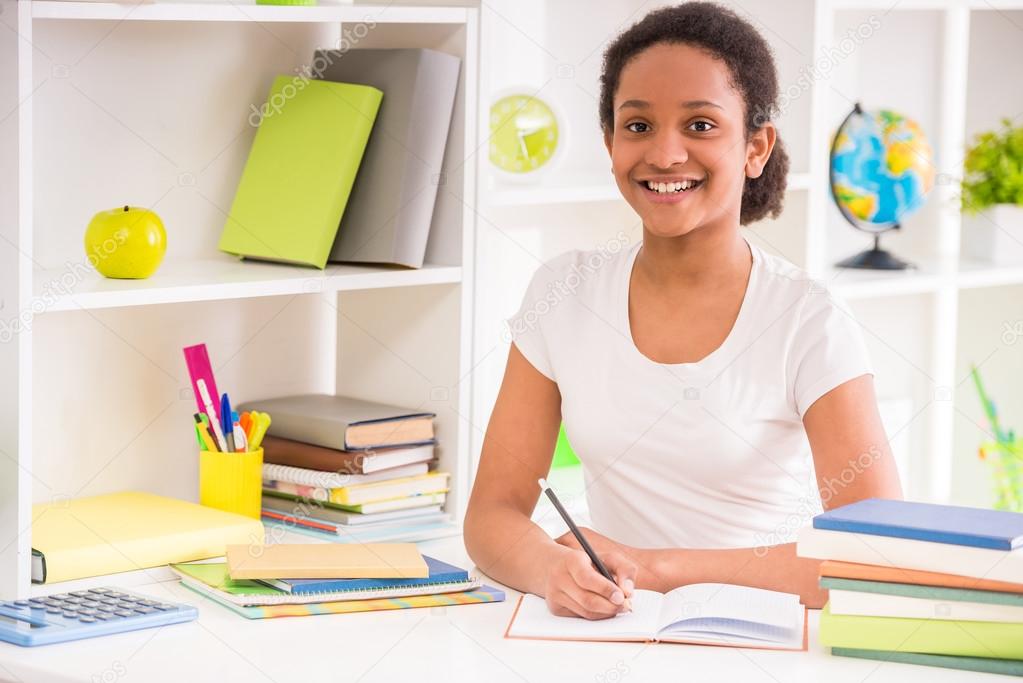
[745,123,777,179]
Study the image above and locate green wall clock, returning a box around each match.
[489,91,561,176]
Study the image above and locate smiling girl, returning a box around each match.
[465,2,902,619]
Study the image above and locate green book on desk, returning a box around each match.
[832,647,1023,677]
[820,603,1023,659]
[218,76,382,269]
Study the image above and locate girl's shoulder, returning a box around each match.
[522,232,637,299]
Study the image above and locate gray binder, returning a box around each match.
[314,48,461,268]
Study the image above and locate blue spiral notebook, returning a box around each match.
[259,555,468,594]
[813,498,1023,550]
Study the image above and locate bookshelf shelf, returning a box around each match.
[1,0,479,598]
[33,257,463,312]
[30,0,471,24]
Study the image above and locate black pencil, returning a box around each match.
[538,478,617,585]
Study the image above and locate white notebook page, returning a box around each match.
[657,583,803,645]
[507,590,664,640]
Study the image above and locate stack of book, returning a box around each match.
[798,498,1023,677]
[236,394,457,543]
[171,543,503,620]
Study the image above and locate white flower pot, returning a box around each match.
[963,204,1023,266]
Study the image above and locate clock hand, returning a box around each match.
[519,127,544,160]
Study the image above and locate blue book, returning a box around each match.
[814,498,1023,551]
[262,555,469,595]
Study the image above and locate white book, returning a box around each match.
[796,526,1023,582]
[262,461,429,488]
[506,583,806,651]
[828,589,1023,623]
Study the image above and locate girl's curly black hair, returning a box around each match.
[599,2,789,225]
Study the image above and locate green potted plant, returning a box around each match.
[961,118,1023,265]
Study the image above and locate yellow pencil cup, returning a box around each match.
[199,448,263,519]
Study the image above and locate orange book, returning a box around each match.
[819,560,1023,594]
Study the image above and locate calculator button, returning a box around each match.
[13,600,30,607]
[98,605,117,613]
[77,615,97,623]
[152,603,174,611]
[45,607,62,614]
[77,608,98,615]
[70,591,92,597]
[62,611,78,618]
[63,597,84,604]
[92,613,113,621]
[114,610,134,617]
[133,607,156,614]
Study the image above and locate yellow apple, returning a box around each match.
[85,205,167,279]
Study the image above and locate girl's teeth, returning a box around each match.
[645,180,700,193]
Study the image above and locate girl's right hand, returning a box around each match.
[544,547,637,619]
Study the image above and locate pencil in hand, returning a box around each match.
[538,478,633,613]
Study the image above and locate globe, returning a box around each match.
[830,103,935,270]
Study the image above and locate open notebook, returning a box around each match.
[506,583,807,651]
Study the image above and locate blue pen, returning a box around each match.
[221,393,235,453]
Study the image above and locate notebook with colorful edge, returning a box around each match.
[178,575,504,619]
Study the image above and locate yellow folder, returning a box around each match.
[226,543,428,580]
[31,491,265,584]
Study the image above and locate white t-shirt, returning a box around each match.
[507,237,873,550]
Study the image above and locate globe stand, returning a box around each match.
[835,233,913,270]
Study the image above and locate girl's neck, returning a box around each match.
[635,224,751,289]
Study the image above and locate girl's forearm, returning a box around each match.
[640,542,827,607]
[464,504,571,597]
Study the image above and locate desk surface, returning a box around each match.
[0,532,1014,683]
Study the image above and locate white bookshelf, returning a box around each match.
[470,0,1023,520]
[0,0,479,598]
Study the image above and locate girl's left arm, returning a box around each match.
[558,374,904,607]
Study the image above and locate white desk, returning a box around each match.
[0,533,1013,683]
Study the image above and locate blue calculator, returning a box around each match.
[0,587,198,646]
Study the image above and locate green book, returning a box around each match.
[820,603,1023,659]
[821,576,1023,607]
[219,76,382,269]
[832,647,1023,677]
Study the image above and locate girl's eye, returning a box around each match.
[689,121,715,132]
[625,121,649,133]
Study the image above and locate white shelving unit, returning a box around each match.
[0,0,479,598]
[470,0,1023,516]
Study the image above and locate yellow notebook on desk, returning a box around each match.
[31,491,265,584]
[226,543,429,580]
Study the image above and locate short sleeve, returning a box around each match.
[505,261,558,382]
[787,287,874,418]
